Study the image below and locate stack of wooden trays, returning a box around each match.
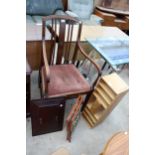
[83,73,128,128]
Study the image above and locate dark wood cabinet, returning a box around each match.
[31,98,65,136]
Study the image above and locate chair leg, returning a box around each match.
[38,70,45,99]
[38,70,41,88]
[101,61,107,70]
[81,90,93,111]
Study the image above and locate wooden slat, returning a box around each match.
[84,107,97,123]
[96,6,129,16]
[83,73,128,128]
[27,24,128,70]
[87,103,108,123]
[97,85,113,102]
[98,81,116,100]
[56,19,66,64]
[101,73,128,95]
[82,111,94,128]
[93,91,108,109]
[86,103,104,121]
[114,18,128,30]
[95,88,111,106]
[95,9,116,20]
[26,41,51,70]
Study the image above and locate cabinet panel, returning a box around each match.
[31,98,65,136]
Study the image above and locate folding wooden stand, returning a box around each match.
[66,96,83,142]
[83,73,128,128]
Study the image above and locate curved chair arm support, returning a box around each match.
[77,41,102,87]
[42,40,50,83]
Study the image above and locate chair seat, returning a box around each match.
[41,64,91,97]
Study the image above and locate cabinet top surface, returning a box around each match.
[101,73,128,95]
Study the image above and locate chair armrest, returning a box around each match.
[42,40,50,82]
[77,41,101,86]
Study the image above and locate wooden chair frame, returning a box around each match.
[40,15,102,108]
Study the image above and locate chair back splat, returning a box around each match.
[42,15,82,66]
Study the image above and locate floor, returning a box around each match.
[26,66,129,155]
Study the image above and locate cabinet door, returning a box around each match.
[31,98,65,136]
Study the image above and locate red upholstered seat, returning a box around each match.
[41,64,90,97]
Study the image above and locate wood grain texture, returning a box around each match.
[101,73,128,95]
[94,8,129,30]
[96,6,129,16]
[40,15,101,98]
[26,24,128,70]
[114,18,128,30]
[41,64,90,97]
[95,9,116,19]
[62,0,68,11]
[83,73,128,128]
[26,40,51,70]
[100,132,129,155]
[26,23,51,70]
[94,9,116,26]
[31,98,65,136]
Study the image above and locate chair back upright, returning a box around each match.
[42,15,82,66]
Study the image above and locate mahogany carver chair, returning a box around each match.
[39,15,101,108]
